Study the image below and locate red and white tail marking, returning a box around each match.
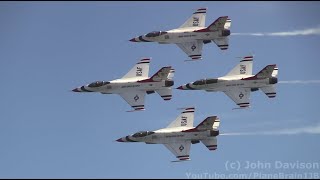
[241,56,253,62]
[177,155,190,161]
[237,103,250,108]
[206,145,217,151]
[194,8,207,14]
[137,58,150,64]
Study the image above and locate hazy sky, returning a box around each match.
[0,1,320,178]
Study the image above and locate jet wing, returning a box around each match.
[223,88,250,108]
[176,40,203,60]
[213,37,229,50]
[201,137,217,151]
[119,91,146,111]
[164,142,191,161]
[260,85,276,98]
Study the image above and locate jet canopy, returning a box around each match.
[145,31,167,37]
[193,78,218,85]
[132,131,155,137]
[88,81,110,88]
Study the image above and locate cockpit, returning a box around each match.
[132,131,155,138]
[193,78,218,85]
[145,31,168,37]
[88,81,110,88]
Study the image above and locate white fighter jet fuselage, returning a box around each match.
[130,27,230,44]
[177,56,279,108]
[72,58,175,111]
[117,126,219,145]
[117,107,220,161]
[130,8,231,60]
[73,77,174,95]
[177,75,278,93]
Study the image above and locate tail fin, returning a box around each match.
[167,68,175,80]
[121,58,150,79]
[243,64,277,80]
[166,107,195,128]
[179,8,207,28]
[207,16,229,31]
[149,66,172,82]
[225,56,253,76]
[195,116,220,131]
[224,18,231,29]
[272,66,278,77]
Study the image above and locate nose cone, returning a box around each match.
[72,88,80,92]
[116,138,124,142]
[129,37,137,42]
[176,85,184,90]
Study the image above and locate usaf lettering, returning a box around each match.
[136,67,142,76]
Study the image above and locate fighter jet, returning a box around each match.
[177,56,278,108]
[72,58,175,111]
[130,8,231,60]
[116,107,220,162]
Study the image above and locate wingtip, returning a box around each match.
[197,7,207,11]
[171,159,191,163]
[126,108,146,112]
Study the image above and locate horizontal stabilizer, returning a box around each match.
[260,85,276,98]
[201,137,218,151]
[213,38,229,51]
[156,88,172,101]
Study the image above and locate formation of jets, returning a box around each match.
[72,8,278,161]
